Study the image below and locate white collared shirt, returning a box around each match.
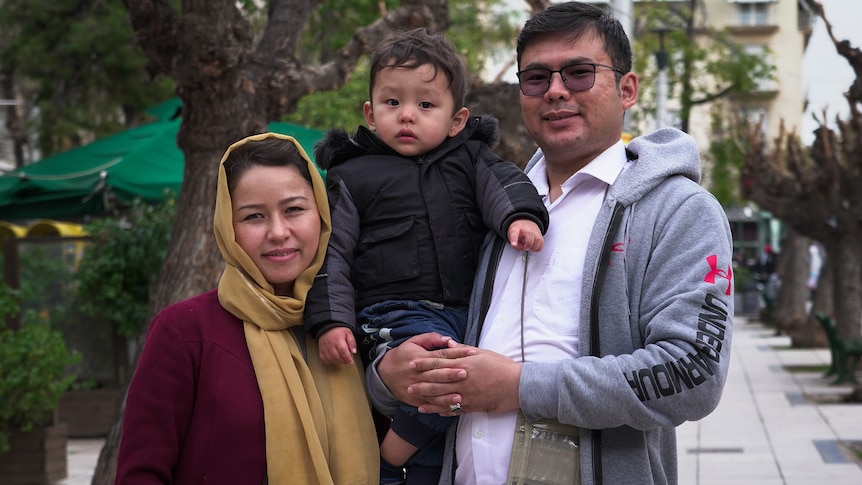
[454,141,629,485]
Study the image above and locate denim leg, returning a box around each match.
[390,403,455,449]
[356,300,467,366]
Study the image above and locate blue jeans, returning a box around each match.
[357,300,467,469]
[356,299,467,364]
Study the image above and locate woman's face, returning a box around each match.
[231,164,321,295]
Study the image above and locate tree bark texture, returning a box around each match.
[467,82,536,168]
[793,254,832,348]
[92,2,452,484]
[772,228,809,336]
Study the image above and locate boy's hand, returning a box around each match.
[508,219,544,252]
[318,327,357,365]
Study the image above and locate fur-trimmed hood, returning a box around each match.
[313,115,501,170]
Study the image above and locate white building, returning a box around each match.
[611,0,814,152]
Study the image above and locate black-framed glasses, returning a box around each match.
[516,63,624,96]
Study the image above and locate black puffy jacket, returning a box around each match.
[305,116,548,338]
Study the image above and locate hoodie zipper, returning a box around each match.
[588,201,626,485]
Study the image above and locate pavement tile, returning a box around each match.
[678,316,862,484]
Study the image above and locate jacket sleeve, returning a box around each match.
[473,143,549,238]
[304,170,360,338]
[115,308,195,484]
[519,187,734,431]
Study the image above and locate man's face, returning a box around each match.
[519,31,638,173]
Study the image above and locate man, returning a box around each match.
[369,3,734,484]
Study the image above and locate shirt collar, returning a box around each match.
[528,140,628,197]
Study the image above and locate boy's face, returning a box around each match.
[364,63,469,157]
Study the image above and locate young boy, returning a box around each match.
[305,28,548,484]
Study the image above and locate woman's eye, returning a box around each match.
[285,206,307,216]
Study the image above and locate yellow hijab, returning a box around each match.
[214,133,378,484]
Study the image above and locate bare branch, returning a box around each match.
[257,0,450,118]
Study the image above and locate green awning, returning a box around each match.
[0,117,325,221]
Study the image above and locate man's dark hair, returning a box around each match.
[516,1,632,81]
[368,28,469,110]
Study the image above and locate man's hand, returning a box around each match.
[409,347,522,416]
[508,219,544,252]
[377,333,473,407]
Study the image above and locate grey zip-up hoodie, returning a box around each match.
[369,128,734,485]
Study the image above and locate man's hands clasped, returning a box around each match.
[379,333,523,417]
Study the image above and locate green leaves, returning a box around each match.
[74,195,176,338]
[0,286,80,455]
[0,0,175,156]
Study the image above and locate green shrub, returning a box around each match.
[74,195,175,337]
[733,264,754,292]
[0,285,80,455]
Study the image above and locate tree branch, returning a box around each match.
[123,0,181,78]
[256,0,451,118]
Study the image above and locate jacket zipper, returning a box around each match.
[588,201,626,485]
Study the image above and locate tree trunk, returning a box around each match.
[91,2,451,484]
[467,82,535,168]
[830,237,862,341]
[792,251,832,348]
[771,228,809,336]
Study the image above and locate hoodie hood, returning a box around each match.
[313,115,501,170]
[612,128,701,206]
[523,127,701,208]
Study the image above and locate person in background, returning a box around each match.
[305,28,548,485]
[807,242,823,300]
[370,3,735,484]
[116,133,379,484]
[752,244,777,283]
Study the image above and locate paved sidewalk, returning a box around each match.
[60,317,862,484]
[677,316,862,484]
[58,438,102,485]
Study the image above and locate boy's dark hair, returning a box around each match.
[517,1,632,82]
[368,28,469,110]
[224,137,313,194]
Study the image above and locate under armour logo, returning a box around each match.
[608,240,627,266]
[704,254,732,296]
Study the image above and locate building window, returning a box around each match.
[740,107,769,137]
[737,3,770,26]
[744,44,776,92]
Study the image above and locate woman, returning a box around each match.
[115,133,379,484]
